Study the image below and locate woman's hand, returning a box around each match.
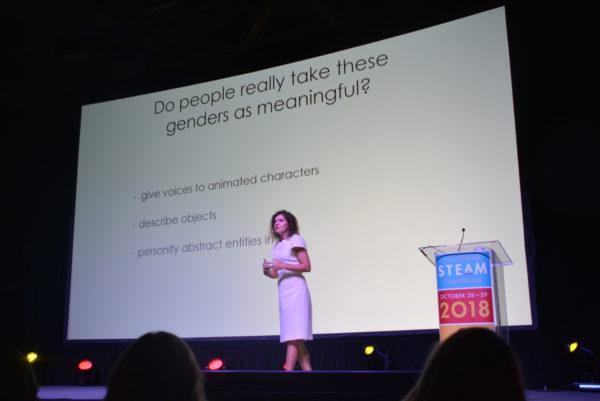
[271,258,282,270]
[262,259,277,278]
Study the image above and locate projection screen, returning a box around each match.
[67,7,533,340]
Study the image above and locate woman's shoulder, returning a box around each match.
[290,233,307,248]
[290,233,305,241]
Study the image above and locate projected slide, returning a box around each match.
[68,7,532,340]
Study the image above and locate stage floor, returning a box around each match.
[37,386,600,401]
[37,370,600,401]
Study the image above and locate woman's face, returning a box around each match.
[273,214,289,238]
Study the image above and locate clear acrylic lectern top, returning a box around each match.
[418,240,513,266]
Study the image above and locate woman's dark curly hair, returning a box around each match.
[270,210,299,240]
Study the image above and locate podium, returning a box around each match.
[419,241,512,341]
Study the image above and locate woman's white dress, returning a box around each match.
[270,234,313,343]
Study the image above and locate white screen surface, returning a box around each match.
[68,7,532,340]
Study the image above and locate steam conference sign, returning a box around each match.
[435,251,495,340]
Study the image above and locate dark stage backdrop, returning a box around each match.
[3,0,599,390]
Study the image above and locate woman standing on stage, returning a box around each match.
[263,210,313,371]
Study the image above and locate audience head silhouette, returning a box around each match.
[403,328,526,401]
[104,331,206,401]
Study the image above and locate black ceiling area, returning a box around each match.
[3,0,600,390]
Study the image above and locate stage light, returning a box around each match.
[75,358,97,385]
[26,352,38,363]
[207,358,225,370]
[568,341,594,355]
[78,360,93,371]
[363,345,391,370]
[577,383,600,391]
[567,340,599,389]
